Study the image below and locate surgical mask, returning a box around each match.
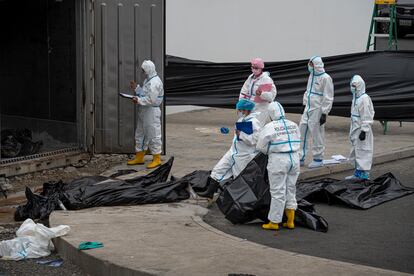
[350,85,357,93]
[251,68,262,77]
[237,111,244,118]
[308,65,314,73]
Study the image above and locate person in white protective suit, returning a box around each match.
[345,75,375,180]
[127,60,164,169]
[299,56,334,168]
[199,99,261,198]
[257,101,300,231]
[239,58,277,126]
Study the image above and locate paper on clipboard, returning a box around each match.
[254,83,273,103]
[119,93,135,99]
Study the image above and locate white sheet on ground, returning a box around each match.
[323,154,348,165]
[332,154,347,161]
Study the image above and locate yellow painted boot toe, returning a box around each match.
[127,151,145,165]
[147,154,161,169]
[282,209,295,229]
[262,222,279,230]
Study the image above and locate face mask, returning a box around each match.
[237,111,244,118]
[350,85,357,93]
[308,65,314,73]
[252,68,262,77]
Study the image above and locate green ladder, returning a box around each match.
[366,0,398,51]
[367,0,400,134]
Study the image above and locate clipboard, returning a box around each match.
[119,93,135,99]
[236,121,253,135]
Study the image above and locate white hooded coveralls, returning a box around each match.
[257,102,300,223]
[134,60,164,154]
[349,75,375,172]
[299,56,334,161]
[210,113,261,182]
[239,72,277,126]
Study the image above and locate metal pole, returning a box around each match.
[162,0,166,155]
[366,4,377,51]
[393,5,399,50]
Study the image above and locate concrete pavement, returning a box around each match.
[50,203,411,276]
[167,108,414,180]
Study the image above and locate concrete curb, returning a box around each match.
[300,146,414,180]
[107,147,414,181]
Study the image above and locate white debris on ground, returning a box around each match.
[0,219,70,261]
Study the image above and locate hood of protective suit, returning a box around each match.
[350,75,366,97]
[309,56,325,74]
[251,58,264,69]
[141,60,157,78]
[236,99,255,111]
[268,101,285,121]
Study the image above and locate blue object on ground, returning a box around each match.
[220,127,229,134]
[78,241,104,250]
[36,258,64,267]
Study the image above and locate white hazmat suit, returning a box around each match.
[134,60,164,154]
[349,75,375,178]
[210,113,261,182]
[239,72,277,126]
[257,102,300,224]
[299,56,334,165]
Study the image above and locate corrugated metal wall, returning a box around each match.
[93,0,164,153]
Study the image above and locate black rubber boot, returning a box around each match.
[198,177,220,199]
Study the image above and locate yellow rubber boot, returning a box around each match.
[147,154,161,169]
[262,222,279,231]
[282,209,295,229]
[127,151,145,165]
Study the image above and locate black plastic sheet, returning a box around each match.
[314,172,414,209]
[213,153,329,232]
[14,186,61,221]
[192,153,414,232]
[165,51,414,121]
[109,169,137,178]
[1,129,43,158]
[15,157,190,221]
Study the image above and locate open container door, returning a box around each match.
[93,0,165,153]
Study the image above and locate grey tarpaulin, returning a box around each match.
[165,51,414,121]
